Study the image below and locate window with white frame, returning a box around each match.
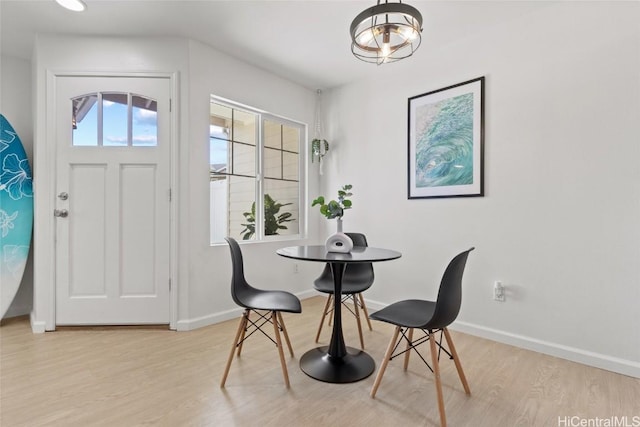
[72,92,158,146]
[209,96,304,244]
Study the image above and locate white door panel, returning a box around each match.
[55,76,171,325]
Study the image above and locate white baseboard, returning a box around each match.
[30,312,46,333]
[175,289,318,331]
[365,299,640,379]
[176,307,240,331]
[450,321,640,379]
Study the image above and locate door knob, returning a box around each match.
[54,209,68,218]
[58,192,69,200]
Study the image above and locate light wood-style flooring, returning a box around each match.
[1,296,638,426]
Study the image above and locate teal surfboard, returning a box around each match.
[0,114,33,318]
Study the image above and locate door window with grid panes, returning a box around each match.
[209,97,304,244]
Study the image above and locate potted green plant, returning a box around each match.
[312,184,352,219]
[312,184,353,252]
[240,194,295,240]
[311,138,329,163]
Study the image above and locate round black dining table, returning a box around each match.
[276,245,401,383]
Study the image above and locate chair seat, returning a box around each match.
[369,299,435,329]
[313,279,371,295]
[239,289,301,313]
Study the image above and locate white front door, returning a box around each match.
[54,76,172,325]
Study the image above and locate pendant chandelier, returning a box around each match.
[350,0,423,65]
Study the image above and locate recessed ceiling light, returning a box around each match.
[55,0,87,12]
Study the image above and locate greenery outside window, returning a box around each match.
[209,96,305,244]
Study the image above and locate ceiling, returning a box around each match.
[0,0,552,90]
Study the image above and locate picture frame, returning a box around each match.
[408,77,484,199]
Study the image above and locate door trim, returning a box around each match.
[38,71,179,331]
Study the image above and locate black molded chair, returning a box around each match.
[221,237,302,388]
[369,248,475,427]
[313,232,374,349]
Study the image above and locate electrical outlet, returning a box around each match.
[494,281,505,302]
[293,263,299,274]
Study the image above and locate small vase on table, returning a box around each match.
[325,217,353,253]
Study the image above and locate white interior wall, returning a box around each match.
[0,54,34,318]
[322,2,640,377]
[181,40,320,329]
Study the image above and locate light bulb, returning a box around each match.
[357,29,374,45]
[381,27,391,58]
[401,27,418,41]
[381,43,391,58]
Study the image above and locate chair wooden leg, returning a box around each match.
[277,311,295,357]
[220,312,248,387]
[443,328,471,395]
[403,328,414,370]
[429,330,447,427]
[272,311,290,388]
[315,295,333,343]
[370,326,401,398]
[358,293,373,331]
[352,294,365,349]
[236,310,249,357]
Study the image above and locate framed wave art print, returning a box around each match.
[408,77,484,199]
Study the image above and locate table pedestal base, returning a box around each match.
[300,346,375,383]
